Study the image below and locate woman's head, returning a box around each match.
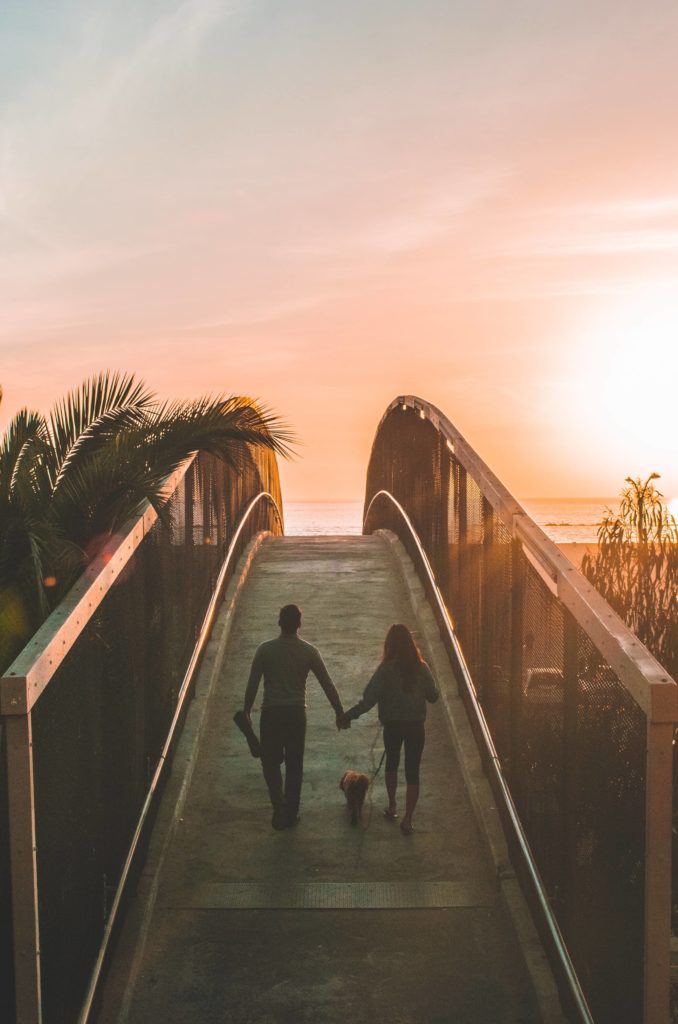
[381,623,423,678]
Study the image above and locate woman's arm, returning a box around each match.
[346,667,384,720]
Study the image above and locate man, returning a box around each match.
[242,603,345,830]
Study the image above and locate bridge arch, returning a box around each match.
[363,395,677,1024]
[1,443,284,1024]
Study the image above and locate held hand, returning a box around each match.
[336,711,351,731]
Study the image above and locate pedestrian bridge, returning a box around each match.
[1,397,675,1024]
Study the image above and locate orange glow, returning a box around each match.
[547,286,678,493]
[1,5,678,503]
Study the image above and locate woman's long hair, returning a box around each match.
[381,624,424,690]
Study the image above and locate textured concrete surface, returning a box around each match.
[100,536,542,1024]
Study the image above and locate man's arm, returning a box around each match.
[309,648,343,715]
[243,646,265,717]
[422,663,439,704]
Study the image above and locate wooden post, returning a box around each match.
[185,461,194,548]
[509,538,525,806]
[480,496,493,703]
[184,461,195,636]
[643,718,673,1023]
[455,464,467,654]
[5,711,42,1023]
[561,612,579,937]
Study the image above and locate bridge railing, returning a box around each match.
[0,446,283,1024]
[363,396,677,1024]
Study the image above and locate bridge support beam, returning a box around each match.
[5,709,42,1023]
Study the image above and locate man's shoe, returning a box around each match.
[271,803,288,831]
[285,811,301,828]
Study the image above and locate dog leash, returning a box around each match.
[351,730,386,858]
[369,747,386,788]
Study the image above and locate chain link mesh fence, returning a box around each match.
[1,446,282,1024]
[364,402,647,1024]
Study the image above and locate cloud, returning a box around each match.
[168,292,341,334]
[0,1,239,258]
[284,171,506,261]
[72,0,236,128]
[473,193,678,269]
[571,196,678,220]
[506,229,678,258]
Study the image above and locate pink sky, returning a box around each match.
[1,2,677,502]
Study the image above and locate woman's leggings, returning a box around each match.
[383,720,426,785]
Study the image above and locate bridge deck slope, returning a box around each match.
[100,535,541,1024]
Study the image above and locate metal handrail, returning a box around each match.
[364,488,595,1024]
[78,489,283,1023]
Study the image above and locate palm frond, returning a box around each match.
[47,443,177,551]
[51,402,152,497]
[0,409,49,503]
[46,371,154,486]
[145,394,297,463]
[45,393,293,553]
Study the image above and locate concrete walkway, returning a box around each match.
[100,536,542,1024]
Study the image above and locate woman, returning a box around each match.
[341,624,438,834]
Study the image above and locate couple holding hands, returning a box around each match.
[240,603,438,834]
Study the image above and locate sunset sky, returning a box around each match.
[1,1,677,503]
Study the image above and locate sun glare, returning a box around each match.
[668,497,678,522]
[564,287,678,473]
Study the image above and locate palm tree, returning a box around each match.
[580,474,677,679]
[0,372,293,671]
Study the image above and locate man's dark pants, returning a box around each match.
[260,705,307,817]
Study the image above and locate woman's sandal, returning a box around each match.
[400,821,414,835]
[383,809,398,820]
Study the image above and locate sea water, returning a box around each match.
[284,498,614,544]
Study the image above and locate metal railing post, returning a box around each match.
[4,709,42,1023]
[644,716,673,1023]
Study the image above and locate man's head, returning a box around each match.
[278,603,302,635]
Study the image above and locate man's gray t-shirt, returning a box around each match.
[244,634,342,713]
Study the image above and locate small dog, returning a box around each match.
[340,770,370,826]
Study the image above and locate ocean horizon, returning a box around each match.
[284,498,614,544]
